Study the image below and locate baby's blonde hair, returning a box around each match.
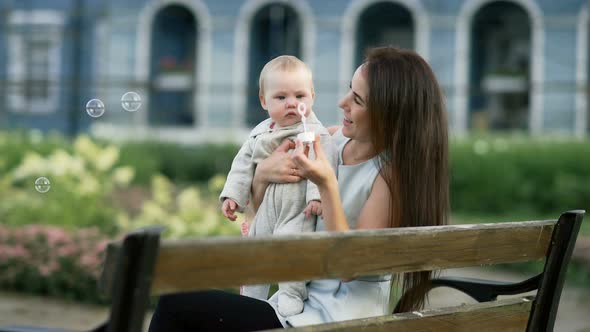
[258,55,314,97]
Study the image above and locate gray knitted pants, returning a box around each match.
[241,180,315,317]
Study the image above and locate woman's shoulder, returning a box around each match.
[327,127,354,166]
[328,126,348,147]
[327,126,341,135]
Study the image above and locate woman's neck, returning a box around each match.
[343,139,376,165]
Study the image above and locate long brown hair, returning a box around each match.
[364,47,449,312]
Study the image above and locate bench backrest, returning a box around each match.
[98,210,584,332]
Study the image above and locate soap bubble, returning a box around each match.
[35,177,51,193]
[86,99,105,118]
[121,91,142,112]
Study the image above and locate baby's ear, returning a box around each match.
[259,94,268,110]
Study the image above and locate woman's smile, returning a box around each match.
[343,116,353,126]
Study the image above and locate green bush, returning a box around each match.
[2,130,589,216]
[1,129,590,300]
[0,131,241,302]
[0,130,70,175]
[117,174,240,238]
[117,142,239,185]
[450,135,590,215]
[0,131,241,238]
[0,135,136,234]
[0,130,240,186]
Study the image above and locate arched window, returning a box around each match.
[246,4,301,127]
[470,1,530,131]
[355,2,414,67]
[149,5,197,126]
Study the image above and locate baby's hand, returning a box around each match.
[222,198,239,221]
[303,200,322,218]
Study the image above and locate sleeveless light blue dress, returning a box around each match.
[266,129,392,327]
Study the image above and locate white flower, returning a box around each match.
[12,152,46,181]
[68,157,86,177]
[193,209,220,235]
[152,175,173,207]
[95,146,119,172]
[78,175,100,195]
[168,216,188,238]
[208,174,227,194]
[141,201,168,223]
[112,166,135,186]
[44,149,86,178]
[116,212,131,231]
[177,187,201,212]
[48,149,73,176]
[74,135,100,162]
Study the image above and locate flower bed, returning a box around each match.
[0,131,240,303]
[0,225,111,303]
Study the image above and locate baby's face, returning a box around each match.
[260,69,314,127]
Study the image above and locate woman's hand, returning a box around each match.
[294,135,349,232]
[292,135,337,188]
[255,139,302,184]
[251,139,302,211]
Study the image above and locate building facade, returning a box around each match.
[1,0,589,143]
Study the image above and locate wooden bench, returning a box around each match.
[0,210,584,332]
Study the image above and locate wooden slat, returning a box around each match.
[150,220,555,295]
[262,296,534,332]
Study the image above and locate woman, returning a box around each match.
[148,47,449,331]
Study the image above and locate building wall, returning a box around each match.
[1,0,589,142]
[0,0,107,134]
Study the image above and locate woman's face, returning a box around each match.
[338,65,371,141]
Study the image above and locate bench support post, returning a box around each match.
[105,227,163,332]
[527,210,584,332]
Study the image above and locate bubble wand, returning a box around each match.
[296,102,315,143]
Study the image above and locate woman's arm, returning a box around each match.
[327,126,341,135]
[316,175,349,231]
[292,138,391,231]
[251,139,301,210]
[355,174,392,229]
[292,137,349,231]
[321,175,391,231]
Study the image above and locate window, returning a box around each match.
[7,10,64,113]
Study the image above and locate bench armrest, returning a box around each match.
[430,274,541,302]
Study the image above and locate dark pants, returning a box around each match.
[148,290,284,332]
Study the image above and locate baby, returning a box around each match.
[219,55,336,317]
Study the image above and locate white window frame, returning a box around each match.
[453,0,544,135]
[233,0,316,129]
[7,10,64,113]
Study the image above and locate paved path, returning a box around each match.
[1,267,589,331]
[0,295,151,332]
[428,267,590,332]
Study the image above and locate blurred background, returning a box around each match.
[0,0,589,330]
